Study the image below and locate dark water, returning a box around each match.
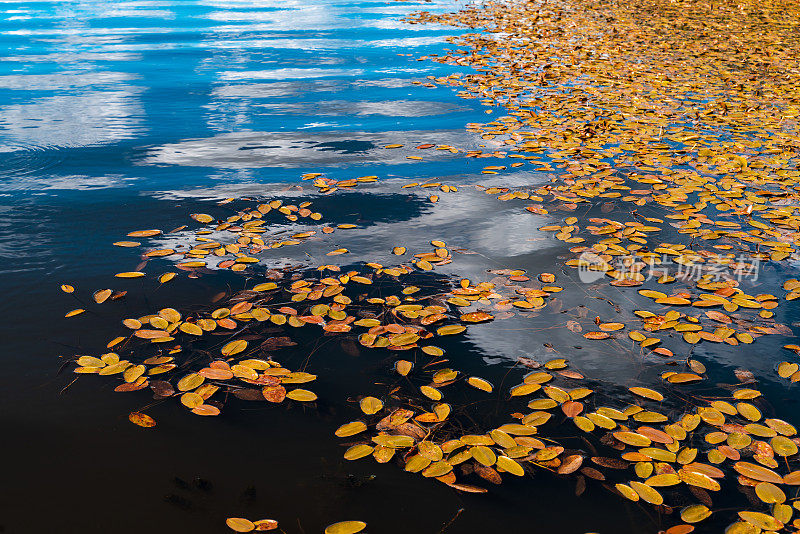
[2,1,799,533]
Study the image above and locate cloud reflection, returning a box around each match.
[141,129,473,168]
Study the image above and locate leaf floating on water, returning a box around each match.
[460,311,494,323]
[496,455,524,476]
[324,521,366,534]
[181,392,203,409]
[226,518,255,533]
[772,435,798,456]
[446,482,487,493]
[583,332,610,340]
[128,412,156,428]
[93,289,112,304]
[179,323,203,336]
[420,385,442,401]
[664,372,703,384]
[77,356,105,367]
[629,387,664,402]
[613,431,651,447]
[60,284,74,293]
[421,346,443,356]
[737,511,783,531]
[135,329,169,339]
[192,404,221,416]
[360,396,383,415]
[65,308,85,317]
[421,460,452,477]
[681,505,711,523]
[115,272,145,278]
[733,462,783,484]
[286,389,317,402]
[639,290,667,299]
[177,373,204,392]
[127,229,161,237]
[344,444,374,460]
[437,325,465,336]
[191,213,215,224]
[558,455,583,474]
[253,282,278,292]
[262,386,286,403]
[252,519,278,531]
[471,445,496,467]
[394,360,413,376]
[221,339,247,356]
[754,482,785,504]
[467,377,493,393]
[629,481,663,505]
[615,483,639,502]
[783,471,800,485]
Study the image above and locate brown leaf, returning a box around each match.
[262,385,287,403]
[561,401,584,418]
[575,474,586,496]
[558,454,584,474]
[473,464,502,485]
[129,412,156,428]
[591,457,628,469]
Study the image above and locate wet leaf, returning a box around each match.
[395,360,413,376]
[344,444,374,460]
[737,511,783,530]
[467,377,493,393]
[324,521,366,534]
[226,518,255,532]
[221,340,247,356]
[192,404,220,416]
[629,387,664,402]
[461,311,494,323]
[93,289,112,303]
[129,412,156,428]
[754,482,785,504]
[253,519,278,531]
[733,462,783,484]
[286,389,317,402]
[115,272,145,278]
[681,505,711,523]
[629,481,663,505]
[360,396,383,415]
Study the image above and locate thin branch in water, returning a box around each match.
[59,377,79,395]
[438,508,464,534]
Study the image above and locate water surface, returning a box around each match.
[2,1,798,533]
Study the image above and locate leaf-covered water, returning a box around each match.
[3,0,800,533]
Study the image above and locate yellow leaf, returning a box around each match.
[115,271,145,278]
[467,377,493,393]
[221,339,247,356]
[226,518,255,532]
[286,389,317,402]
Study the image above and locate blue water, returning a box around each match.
[0,0,480,195]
